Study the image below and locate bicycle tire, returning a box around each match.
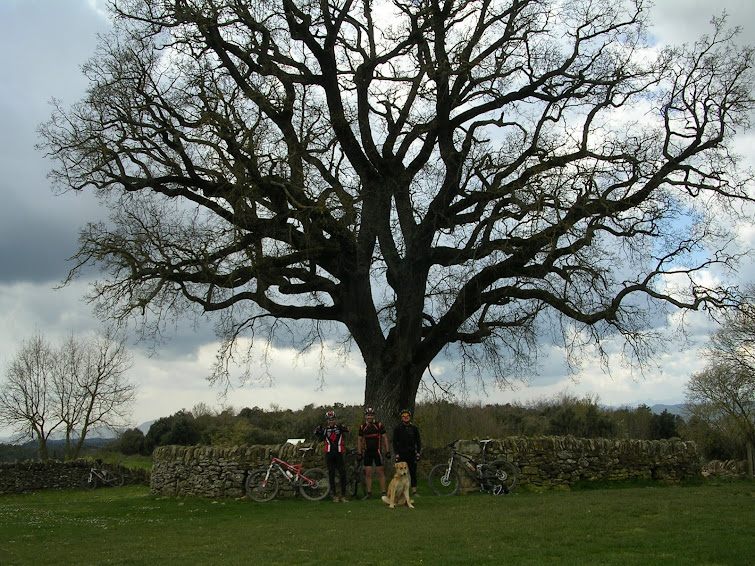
[299,468,330,501]
[104,471,125,487]
[484,460,518,494]
[357,466,366,497]
[428,464,461,496]
[246,469,279,502]
[81,472,97,490]
[346,465,359,497]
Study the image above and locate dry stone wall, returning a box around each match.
[150,436,702,498]
[432,436,701,492]
[0,460,150,494]
[150,443,323,498]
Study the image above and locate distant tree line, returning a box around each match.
[0,393,742,464]
[101,393,740,463]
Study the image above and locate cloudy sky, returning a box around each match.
[1,0,754,437]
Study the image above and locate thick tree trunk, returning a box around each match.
[363,354,425,436]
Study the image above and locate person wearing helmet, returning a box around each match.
[314,409,350,502]
[392,409,421,497]
[357,407,391,500]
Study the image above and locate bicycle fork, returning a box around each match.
[442,457,455,482]
[261,466,274,486]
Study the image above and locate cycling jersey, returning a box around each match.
[314,423,349,453]
[358,421,387,453]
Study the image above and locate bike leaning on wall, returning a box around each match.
[81,459,125,489]
[428,439,518,496]
[245,446,330,502]
[345,448,367,498]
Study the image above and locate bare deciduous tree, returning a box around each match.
[39,0,755,420]
[0,334,57,460]
[54,332,136,459]
[687,303,755,476]
[0,332,136,460]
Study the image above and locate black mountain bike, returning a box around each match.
[345,448,367,498]
[428,439,517,496]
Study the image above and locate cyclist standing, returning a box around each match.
[314,409,350,502]
[357,407,391,500]
[392,408,422,497]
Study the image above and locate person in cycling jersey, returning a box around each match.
[357,407,391,500]
[314,409,350,502]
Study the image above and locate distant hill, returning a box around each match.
[649,404,686,416]
[0,420,156,446]
[0,436,114,463]
[137,420,157,435]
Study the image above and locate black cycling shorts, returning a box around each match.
[363,451,384,467]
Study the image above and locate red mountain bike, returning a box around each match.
[245,446,329,502]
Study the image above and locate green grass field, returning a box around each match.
[1,480,752,565]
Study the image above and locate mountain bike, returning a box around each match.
[245,446,330,502]
[81,459,125,489]
[428,439,517,496]
[345,448,367,498]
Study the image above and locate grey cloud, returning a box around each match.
[650,0,755,46]
[0,0,110,283]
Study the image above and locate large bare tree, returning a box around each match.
[40,0,754,420]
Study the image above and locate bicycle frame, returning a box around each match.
[89,469,107,482]
[345,448,367,497]
[81,462,124,489]
[259,451,319,488]
[443,449,484,478]
[246,446,330,502]
[262,457,316,487]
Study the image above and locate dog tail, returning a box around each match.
[381,495,391,505]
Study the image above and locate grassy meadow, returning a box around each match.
[0,480,752,565]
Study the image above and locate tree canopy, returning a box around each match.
[40,0,755,419]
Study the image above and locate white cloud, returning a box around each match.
[127,339,367,426]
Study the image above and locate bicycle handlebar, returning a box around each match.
[446,438,494,449]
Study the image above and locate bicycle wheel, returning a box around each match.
[299,468,330,501]
[484,460,518,494]
[81,472,97,490]
[356,467,366,497]
[346,465,359,497]
[428,464,461,496]
[245,469,279,502]
[105,471,125,487]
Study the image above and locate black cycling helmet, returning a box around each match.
[399,408,412,417]
[364,407,375,415]
[325,410,336,420]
